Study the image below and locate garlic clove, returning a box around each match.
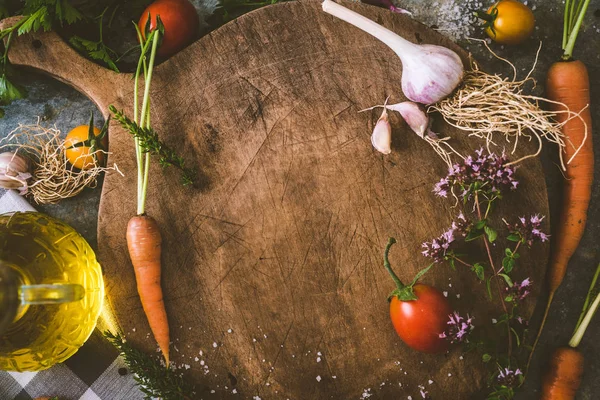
[0,152,31,194]
[371,108,392,154]
[386,101,429,137]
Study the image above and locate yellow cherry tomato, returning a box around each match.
[65,116,108,170]
[480,0,535,45]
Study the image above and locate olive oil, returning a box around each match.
[0,212,104,371]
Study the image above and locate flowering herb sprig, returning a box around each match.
[426,148,547,399]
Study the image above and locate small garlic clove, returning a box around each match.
[386,102,429,138]
[371,108,392,155]
[0,151,31,194]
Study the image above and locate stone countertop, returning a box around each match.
[0,0,598,398]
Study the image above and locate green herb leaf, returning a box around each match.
[475,219,487,229]
[498,273,513,288]
[506,233,521,242]
[484,225,497,243]
[472,263,485,281]
[18,7,52,34]
[70,35,119,72]
[0,74,25,104]
[449,257,456,271]
[482,353,492,363]
[465,230,483,242]
[502,256,515,273]
[486,277,493,300]
[56,0,82,25]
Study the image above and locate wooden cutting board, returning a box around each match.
[4,1,549,398]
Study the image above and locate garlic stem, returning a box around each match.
[322,0,464,105]
[322,0,417,57]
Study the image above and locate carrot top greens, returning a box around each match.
[562,0,592,59]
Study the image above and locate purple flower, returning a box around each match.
[497,367,522,387]
[451,212,469,237]
[422,214,469,262]
[505,215,549,246]
[433,148,519,200]
[422,227,455,262]
[506,278,533,301]
[418,385,430,399]
[439,311,474,344]
[516,316,529,326]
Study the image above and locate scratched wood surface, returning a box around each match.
[3,1,549,398]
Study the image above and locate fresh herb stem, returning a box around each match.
[452,256,474,268]
[476,193,512,359]
[572,263,600,337]
[563,0,592,59]
[569,267,600,347]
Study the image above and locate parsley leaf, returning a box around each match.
[70,35,119,72]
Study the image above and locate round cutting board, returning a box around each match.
[3,1,549,398]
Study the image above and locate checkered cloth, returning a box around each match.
[0,190,145,400]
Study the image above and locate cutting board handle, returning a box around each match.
[0,16,129,116]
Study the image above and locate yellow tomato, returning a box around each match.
[65,124,107,170]
[482,0,535,45]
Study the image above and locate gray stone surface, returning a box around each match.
[0,0,598,398]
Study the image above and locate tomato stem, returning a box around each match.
[474,9,497,23]
[384,237,404,289]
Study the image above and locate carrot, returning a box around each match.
[545,59,593,295]
[126,215,169,365]
[540,346,584,400]
[526,0,594,374]
[539,263,600,399]
[110,22,172,364]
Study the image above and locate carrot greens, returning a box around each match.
[562,0,592,59]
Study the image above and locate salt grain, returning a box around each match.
[227,329,233,333]
[232,389,237,394]
[428,379,434,384]
[316,375,322,382]
[213,342,218,348]
[443,291,448,297]
[317,357,321,362]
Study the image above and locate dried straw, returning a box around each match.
[0,122,122,204]
[430,41,587,170]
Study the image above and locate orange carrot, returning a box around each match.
[540,346,584,400]
[126,215,170,365]
[546,59,594,294]
[528,59,594,370]
[527,0,594,373]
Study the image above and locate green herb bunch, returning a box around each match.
[424,148,548,400]
[105,331,196,400]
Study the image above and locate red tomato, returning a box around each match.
[389,283,452,353]
[138,0,200,58]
